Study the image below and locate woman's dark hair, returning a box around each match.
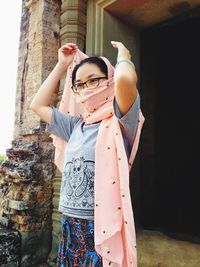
[71,56,108,85]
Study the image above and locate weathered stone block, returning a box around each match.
[0,224,20,266]
[12,190,23,200]
[36,191,45,202]
[20,229,52,267]
[23,191,36,202]
[0,216,13,228]
[16,215,32,225]
[9,199,34,210]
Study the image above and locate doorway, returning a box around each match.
[140,15,200,240]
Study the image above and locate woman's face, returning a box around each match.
[74,62,110,112]
[75,63,106,90]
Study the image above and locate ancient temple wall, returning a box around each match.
[14,0,61,136]
[0,0,61,266]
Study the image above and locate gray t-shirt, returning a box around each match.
[45,92,140,219]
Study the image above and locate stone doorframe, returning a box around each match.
[86,0,117,55]
[86,0,140,69]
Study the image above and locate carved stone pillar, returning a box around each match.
[60,0,87,48]
[57,0,87,101]
[0,0,61,266]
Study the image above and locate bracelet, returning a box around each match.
[115,59,135,70]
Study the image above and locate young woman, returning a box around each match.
[30,42,143,267]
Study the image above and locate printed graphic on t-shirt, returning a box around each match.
[60,157,95,210]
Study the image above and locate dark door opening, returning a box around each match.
[140,15,200,240]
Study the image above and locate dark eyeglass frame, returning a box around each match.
[71,76,107,94]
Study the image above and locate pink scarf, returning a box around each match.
[50,50,145,266]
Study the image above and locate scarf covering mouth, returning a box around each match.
[75,78,115,121]
[50,49,145,266]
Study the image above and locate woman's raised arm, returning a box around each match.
[111,41,138,116]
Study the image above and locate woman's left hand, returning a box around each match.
[111,41,131,61]
[110,41,137,116]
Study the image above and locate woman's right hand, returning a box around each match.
[57,43,78,70]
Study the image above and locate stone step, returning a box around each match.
[137,230,200,267]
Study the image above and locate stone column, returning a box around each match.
[0,0,61,266]
[58,0,87,100]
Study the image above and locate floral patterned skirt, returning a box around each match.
[56,214,103,267]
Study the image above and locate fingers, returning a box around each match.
[111,41,132,61]
[62,43,77,48]
[60,43,78,53]
[111,41,117,48]
[111,41,125,48]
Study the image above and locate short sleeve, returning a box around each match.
[113,91,140,148]
[45,107,81,141]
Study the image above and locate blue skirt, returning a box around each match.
[56,214,103,267]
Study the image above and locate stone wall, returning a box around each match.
[0,224,20,267]
[0,0,61,266]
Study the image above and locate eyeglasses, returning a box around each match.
[71,77,107,94]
